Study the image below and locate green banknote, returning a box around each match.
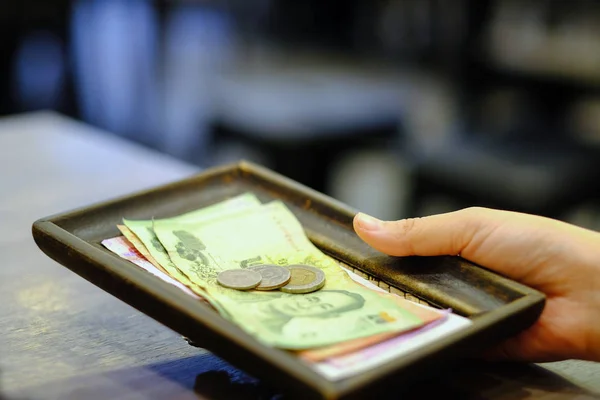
[152,200,424,349]
[123,193,262,314]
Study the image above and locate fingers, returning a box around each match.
[353,208,495,258]
[352,208,551,285]
[353,207,598,285]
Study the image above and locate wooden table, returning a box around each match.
[1,112,599,400]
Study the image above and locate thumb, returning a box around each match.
[353,208,495,258]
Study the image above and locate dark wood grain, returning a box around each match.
[1,111,599,400]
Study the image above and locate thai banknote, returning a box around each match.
[104,228,445,358]
[103,233,468,378]
[306,270,471,380]
[101,235,206,302]
[313,311,471,381]
[122,193,262,315]
[297,269,445,361]
[117,224,167,274]
[151,200,426,349]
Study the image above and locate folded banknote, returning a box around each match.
[101,193,472,378]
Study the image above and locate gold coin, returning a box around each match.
[280,265,325,294]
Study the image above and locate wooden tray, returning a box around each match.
[32,161,545,400]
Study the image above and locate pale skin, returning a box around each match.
[353,207,600,363]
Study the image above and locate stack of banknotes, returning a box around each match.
[102,193,471,380]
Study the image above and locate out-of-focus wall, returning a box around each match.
[3,0,600,227]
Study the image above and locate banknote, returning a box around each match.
[101,236,205,302]
[151,200,426,349]
[102,232,449,361]
[297,269,445,361]
[101,234,230,314]
[103,232,468,374]
[117,224,167,274]
[311,270,471,380]
[104,227,446,360]
[313,310,471,381]
[122,193,262,315]
[123,192,260,275]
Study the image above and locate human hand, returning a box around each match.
[353,207,600,363]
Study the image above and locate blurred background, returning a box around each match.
[2,0,600,227]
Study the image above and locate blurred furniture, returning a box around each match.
[403,0,600,219]
[0,1,76,117]
[1,111,600,399]
[405,132,600,218]
[207,52,406,193]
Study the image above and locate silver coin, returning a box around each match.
[217,269,262,290]
[248,264,291,291]
[280,264,326,294]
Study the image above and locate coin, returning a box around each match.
[280,264,326,294]
[247,264,291,290]
[217,269,262,290]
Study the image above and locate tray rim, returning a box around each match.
[32,160,546,400]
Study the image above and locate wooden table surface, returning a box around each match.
[1,111,599,400]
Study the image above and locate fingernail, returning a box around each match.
[355,213,382,231]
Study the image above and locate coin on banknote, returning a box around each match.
[280,264,326,294]
[217,269,262,290]
[248,264,291,290]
